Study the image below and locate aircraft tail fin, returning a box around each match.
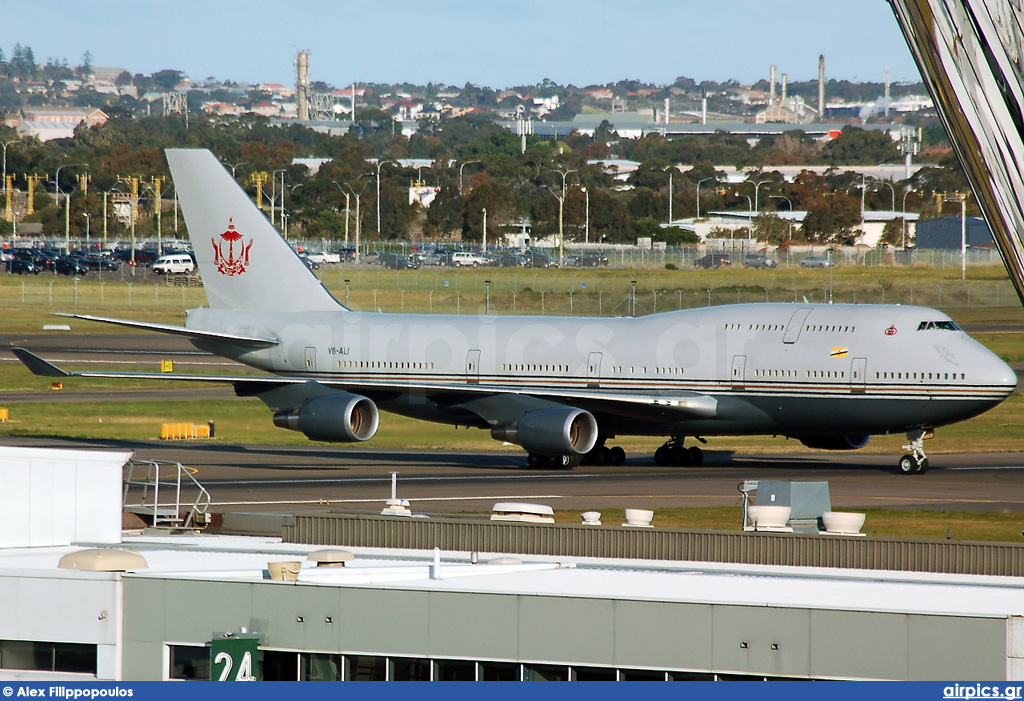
[165,149,343,313]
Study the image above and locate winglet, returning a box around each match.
[11,348,70,378]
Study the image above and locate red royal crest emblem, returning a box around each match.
[884,325,898,336]
[212,219,253,276]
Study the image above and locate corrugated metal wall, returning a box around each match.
[283,514,1024,577]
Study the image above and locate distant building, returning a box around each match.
[14,107,108,142]
[915,216,993,249]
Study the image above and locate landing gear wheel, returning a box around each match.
[687,446,704,466]
[654,445,671,466]
[668,445,687,466]
[592,446,611,466]
[544,454,579,469]
[527,453,544,468]
[608,446,626,466]
[899,430,930,475]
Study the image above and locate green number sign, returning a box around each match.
[210,636,259,681]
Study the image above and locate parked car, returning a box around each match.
[449,251,489,268]
[6,257,42,274]
[694,253,732,269]
[298,253,320,270]
[523,250,559,268]
[80,253,120,271]
[743,252,778,269]
[378,252,420,270]
[55,255,90,276]
[800,255,835,268]
[150,253,196,275]
[495,252,529,268]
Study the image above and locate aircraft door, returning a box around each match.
[466,349,481,384]
[731,355,746,390]
[851,357,867,393]
[304,347,317,373]
[782,308,813,344]
[587,352,603,389]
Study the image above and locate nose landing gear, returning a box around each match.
[898,429,929,474]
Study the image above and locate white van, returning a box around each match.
[150,254,195,275]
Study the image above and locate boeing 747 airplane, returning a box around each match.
[13,149,1017,473]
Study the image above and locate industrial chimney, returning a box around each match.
[781,73,788,105]
[296,50,310,122]
[770,65,777,105]
[818,55,826,119]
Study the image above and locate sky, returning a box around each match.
[5,1,921,89]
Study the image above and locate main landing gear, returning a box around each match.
[526,439,627,469]
[898,429,929,474]
[654,437,704,467]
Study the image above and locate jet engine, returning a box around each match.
[796,435,871,451]
[491,407,599,455]
[273,392,379,442]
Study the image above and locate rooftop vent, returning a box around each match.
[307,549,355,567]
[58,548,148,572]
[491,502,554,523]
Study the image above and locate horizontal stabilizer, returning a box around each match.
[54,313,279,348]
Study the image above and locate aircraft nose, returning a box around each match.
[988,354,1018,396]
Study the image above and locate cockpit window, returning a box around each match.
[917,320,961,331]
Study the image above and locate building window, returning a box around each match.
[479,661,520,681]
[434,659,476,681]
[301,653,342,681]
[168,644,209,681]
[0,640,97,675]
[391,657,431,681]
[347,654,386,681]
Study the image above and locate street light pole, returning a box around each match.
[374,159,393,238]
[753,179,770,213]
[346,180,370,264]
[581,187,590,244]
[482,207,487,253]
[696,177,714,219]
[54,163,83,207]
[459,160,481,195]
[734,191,753,248]
[1,140,17,196]
[902,189,914,249]
[547,168,577,265]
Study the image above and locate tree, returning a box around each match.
[79,51,93,79]
[151,69,185,91]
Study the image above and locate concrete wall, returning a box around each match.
[121,576,1007,681]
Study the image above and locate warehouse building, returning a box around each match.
[1,446,1022,681]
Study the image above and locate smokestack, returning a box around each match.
[770,65,777,105]
[884,67,891,117]
[818,55,825,120]
[664,97,670,125]
[296,50,310,122]
[781,74,788,105]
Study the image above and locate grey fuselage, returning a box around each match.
[186,302,1016,441]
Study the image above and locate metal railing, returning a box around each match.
[123,459,211,529]
[282,513,1024,578]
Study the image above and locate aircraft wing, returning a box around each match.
[51,314,280,348]
[11,349,717,419]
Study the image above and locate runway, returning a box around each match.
[3,435,1024,515]
[4,334,1024,516]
